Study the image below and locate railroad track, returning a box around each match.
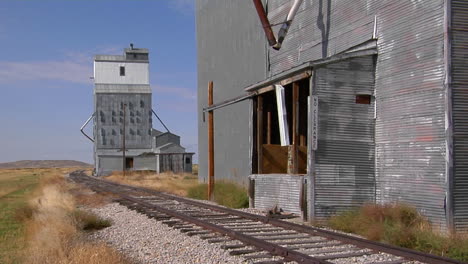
[69,171,463,264]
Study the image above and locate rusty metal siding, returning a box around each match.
[251,174,304,215]
[374,0,447,229]
[314,56,376,218]
[451,0,468,232]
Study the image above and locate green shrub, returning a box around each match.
[72,209,112,231]
[187,181,249,209]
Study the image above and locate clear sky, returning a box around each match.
[0,0,197,164]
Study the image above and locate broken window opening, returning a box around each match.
[120,66,125,76]
[254,78,309,175]
[356,94,372,104]
[125,157,134,169]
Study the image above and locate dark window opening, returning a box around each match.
[120,66,125,76]
[253,78,309,175]
[140,100,145,108]
[125,157,134,169]
[185,157,191,164]
[356,94,372,104]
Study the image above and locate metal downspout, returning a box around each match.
[444,0,454,233]
[273,0,304,50]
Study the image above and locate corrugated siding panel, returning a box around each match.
[160,154,185,174]
[452,0,468,233]
[314,56,376,218]
[134,156,157,171]
[99,156,122,175]
[268,0,375,76]
[374,0,447,229]
[252,174,304,215]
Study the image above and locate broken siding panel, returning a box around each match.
[452,0,468,233]
[314,56,376,219]
[251,174,304,215]
[374,0,447,229]
[268,0,374,76]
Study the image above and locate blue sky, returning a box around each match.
[0,0,197,163]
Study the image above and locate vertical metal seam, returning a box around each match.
[308,70,316,221]
[444,0,454,232]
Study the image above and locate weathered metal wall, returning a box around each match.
[95,93,152,149]
[196,0,450,227]
[451,0,468,232]
[156,133,180,147]
[268,0,375,75]
[159,154,189,174]
[98,156,122,175]
[94,61,149,85]
[134,156,157,171]
[196,0,268,185]
[372,0,447,230]
[251,174,304,215]
[314,56,376,218]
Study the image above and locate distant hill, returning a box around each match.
[0,160,92,169]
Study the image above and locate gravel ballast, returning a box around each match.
[89,203,245,264]
[88,202,426,264]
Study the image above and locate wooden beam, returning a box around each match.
[255,71,312,95]
[257,96,263,174]
[266,104,272,145]
[291,82,299,174]
[208,81,214,201]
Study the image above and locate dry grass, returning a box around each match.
[328,203,468,261]
[11,171,132,264]
[0,167,84,263]
[106,170,199,196]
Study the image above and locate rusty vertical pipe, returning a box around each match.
[252,0,277,47]
[208,81,214,201]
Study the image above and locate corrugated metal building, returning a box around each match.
[85,46,193,176]
[196,0,468,233]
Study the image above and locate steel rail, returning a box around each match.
[70,172,465,264]
[75,176,331,263]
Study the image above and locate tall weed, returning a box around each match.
[328,203,468,261]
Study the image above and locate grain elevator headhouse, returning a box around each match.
[81,45,193,176]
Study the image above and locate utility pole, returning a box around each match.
[208,81,214,201]
[122,103,127,177]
